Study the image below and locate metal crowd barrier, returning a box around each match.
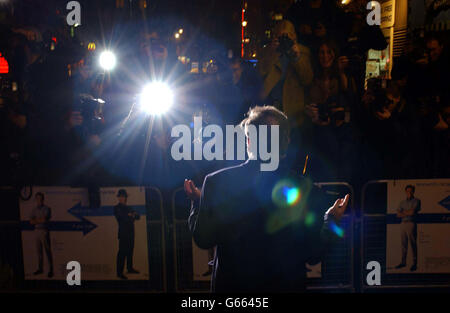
[360,180,450,292]
[0,187,22,290]
[145,186,167,292]
[0,186,167,292]
[172,187,209,292]
[171,182,356,292]
[307,182,355,292]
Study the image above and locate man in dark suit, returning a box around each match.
[185,106,349,292]
[114,189,140,279]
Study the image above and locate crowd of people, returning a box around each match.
[0,0,448,190]
[259,0,450,182]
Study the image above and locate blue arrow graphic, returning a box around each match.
[67,203,147,218]
[21,218,97,236]
[387,213,450,224]
[22,203,147,235]
[439,196,450,211]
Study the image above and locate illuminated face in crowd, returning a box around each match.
[318,44,335,69]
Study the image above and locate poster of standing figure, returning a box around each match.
[386,179,450,274]
[20,186,149,280]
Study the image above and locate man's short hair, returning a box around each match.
[35,192,44,200]
[405,185,415,193]
[241,105,290,155]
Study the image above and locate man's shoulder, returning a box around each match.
[205,161,251,184]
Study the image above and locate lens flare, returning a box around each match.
[305,212,315,226]
[283,187,300,205]
[139,82,174,115]
[99,50,116,71]
[272,179,302,209]
[330,221,345,238]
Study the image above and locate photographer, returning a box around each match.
[0,25,32,184]
[361,79,404,179]
[285,0,344,51]
[338,0,388,121]
[432,103,450,177]
[257,20,313,130]
[304,40,357,181]
[415,35,449,132]
[55,55,111,185]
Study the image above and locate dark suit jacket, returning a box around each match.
[114,203,139,240]
[188,159,340,292]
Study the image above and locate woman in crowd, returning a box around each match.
[305,40,357,181]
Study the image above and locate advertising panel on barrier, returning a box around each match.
[20,186,149,280]
[386,179,450,274]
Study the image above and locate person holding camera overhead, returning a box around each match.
[257,20,313,130]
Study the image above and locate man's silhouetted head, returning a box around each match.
[241,106,290,159]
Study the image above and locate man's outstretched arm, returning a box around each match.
[306,194,350,265]
[185,178,218,249]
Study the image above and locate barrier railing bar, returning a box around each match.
[315,182,355,292]
[172,183,355,292]
[146,186,167,292]
[172,186,187,292]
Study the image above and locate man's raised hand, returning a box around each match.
[184,179,201,201]
[325,194,350,221]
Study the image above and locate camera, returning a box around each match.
[277,34,294,55]
[317,101,330,122]
[317,95,346,124]
[0,76,18,103]
[74,94,105,135]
